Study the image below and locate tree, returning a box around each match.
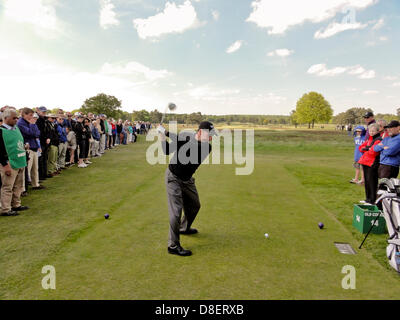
[290,110,298,128]
[149,109,162,123]
[295,92,333,128]
[81,93,122,118]
[132,109,150,122]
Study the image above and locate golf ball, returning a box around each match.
[265,233,269,238]
[318,222,324,229]
[104,214,110,219]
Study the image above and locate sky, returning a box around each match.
[0,0,399,116]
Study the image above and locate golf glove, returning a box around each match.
[157,125,166,135]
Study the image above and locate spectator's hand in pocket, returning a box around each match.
[4,163,12,176]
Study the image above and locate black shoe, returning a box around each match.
[21,191,28,197]
[180,228,198,235]
[46,174,53,178]
[1,210,19,217]
[32,185,46,190]
[12,206,29,211]
[168,246,192,256]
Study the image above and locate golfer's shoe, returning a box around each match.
[12,206,29,211]
[1,210,19,217]
[168,246,192,256]
[180,228,198,235]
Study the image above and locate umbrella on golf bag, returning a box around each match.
[376,178,400,272]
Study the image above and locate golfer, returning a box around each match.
[158,121,217,256]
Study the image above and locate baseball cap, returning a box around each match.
[38,106,48,113]
[198,121,218,136]
[385,120,400,128]
[363,111,374,118]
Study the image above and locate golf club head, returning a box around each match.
[168,103,177,112]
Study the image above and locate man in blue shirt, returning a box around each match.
[374,120,400,179]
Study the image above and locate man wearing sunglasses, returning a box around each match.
[0,108,29,216]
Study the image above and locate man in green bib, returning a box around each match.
[0,108,29,216]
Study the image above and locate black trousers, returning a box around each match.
[38,146,49,180]
[363,165,379,204]
[378,164,400,179]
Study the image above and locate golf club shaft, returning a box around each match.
[359,211,382,249]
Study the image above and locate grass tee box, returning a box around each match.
[353,204,386,234]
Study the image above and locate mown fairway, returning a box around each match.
[1,129,399,299]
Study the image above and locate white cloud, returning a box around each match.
[314,21,368,39]
[393,82,400,87]
[226,41,243,54]
[267,49,294,57]
[133,1,201,40]
[246,0,378,35]
[3,0,58,37]
[0,49,171,110]
[307,64,348,77]
[308,63,375,79]
[372,18,384,30]
[212,10,220,21]
[363,90,379,94]
[100,0,120,29]
[383,76,398,81]
[99,61,172,82]
[358,70,376,79]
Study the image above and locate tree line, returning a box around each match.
[62,92,398,128]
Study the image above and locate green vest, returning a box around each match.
[104,120,109,133]
[1,127,27,169]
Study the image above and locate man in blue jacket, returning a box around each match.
[374,120,400,179]
[17,108,44,190]
[56,115,68,170]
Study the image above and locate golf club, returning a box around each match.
[161,102,177,124]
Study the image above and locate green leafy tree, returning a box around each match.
[81,93,122,118]
[295,92,333,129]
[132,109,150,122]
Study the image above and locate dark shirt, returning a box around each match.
[117,124,122,134]
[0,125,9,166]
[162,131,212,181]
[17,118,40,150]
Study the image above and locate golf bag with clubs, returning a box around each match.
[376,178,400,272]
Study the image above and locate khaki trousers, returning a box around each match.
[0,165,24,213]
[58,142,68,169]
[27,150,39,188]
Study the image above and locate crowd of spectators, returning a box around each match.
[351,111,400,205]
[0,105,151,216]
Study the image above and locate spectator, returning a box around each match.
[358,123,382,205]
[47,114,60,177]
[75,115,88,168]
[0,108,29,216]
[351,126,366,185]
[99,115,106,154]
[83,118,92,165]
[111,120,117,147]
[56,114,68,170]
[377,119,389,139]
[116,120,123,145]
[17,108,44,190]
[91,120,101,157]
[363,111,376,140]
[66,126,76,166]
[36,106,51,180]
[374,120,400,179]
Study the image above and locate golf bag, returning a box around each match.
[376,178,400,272]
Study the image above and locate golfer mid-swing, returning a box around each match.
[157,121,217,256]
